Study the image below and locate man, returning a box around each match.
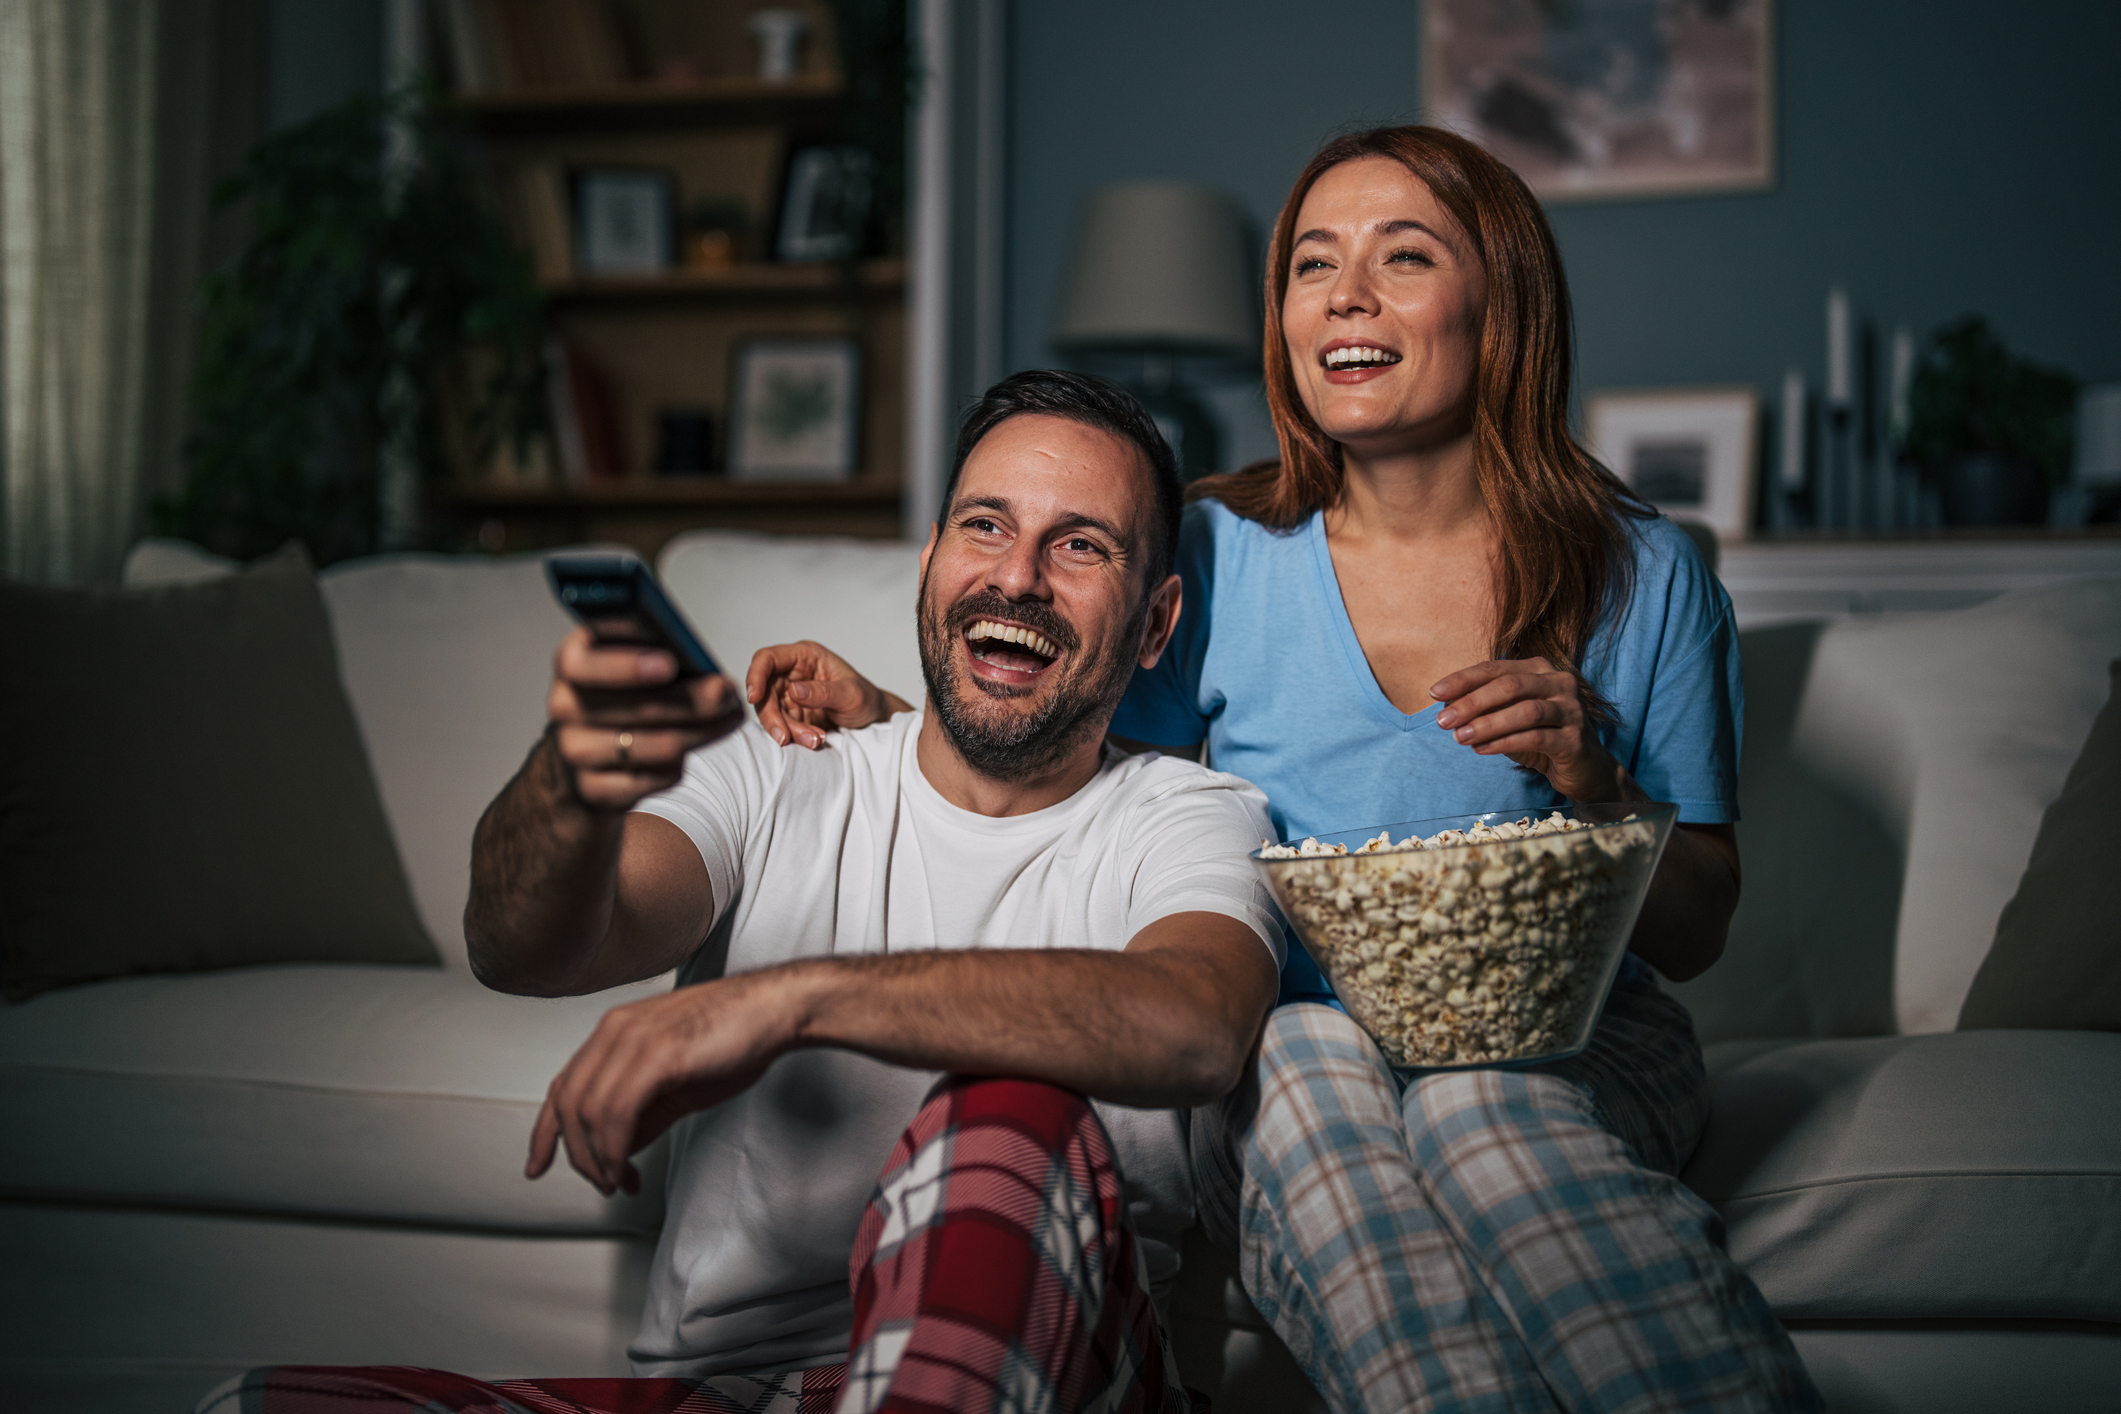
[203,371,1280,1414]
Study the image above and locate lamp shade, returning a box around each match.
[1052,183,1257,357]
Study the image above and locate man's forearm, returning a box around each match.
[465,731,627,995]
[776,923,1274,1107]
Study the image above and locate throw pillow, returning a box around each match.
[1958,659,2121,1031]
[0,543,440,1001]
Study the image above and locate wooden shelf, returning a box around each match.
[428,476,904,559]
[433,477,900,509]
[546,260,905,303]
[451,75,842,134]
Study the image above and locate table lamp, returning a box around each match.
[1053,183,1258,480]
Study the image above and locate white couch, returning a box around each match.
[2,531,2116,1414]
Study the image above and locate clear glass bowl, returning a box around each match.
[1251,803,1677,1071]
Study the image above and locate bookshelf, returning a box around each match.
[426,0,908,562]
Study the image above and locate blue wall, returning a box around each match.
[1006,0,2121,468]
[269,0,383,128]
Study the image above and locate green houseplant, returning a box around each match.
[1905,316,2078,527]
[156,85,546,565]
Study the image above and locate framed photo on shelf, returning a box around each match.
[728,338,862,482]
[1587,388,1759,540]
[1422,0,1774,201]
[774,146,873,263]
[572,167,675,275]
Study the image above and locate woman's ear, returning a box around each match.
[1136,572,1184,669]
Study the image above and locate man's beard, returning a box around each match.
[917,577,1142,785]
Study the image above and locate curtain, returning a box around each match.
[0,0,261,585]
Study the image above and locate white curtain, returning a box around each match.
[0,1,255,585]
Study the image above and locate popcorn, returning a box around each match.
[1256,813,1662,1068]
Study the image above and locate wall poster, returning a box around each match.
[1423,0,1775,201]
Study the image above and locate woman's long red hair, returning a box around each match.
[1191,126,1648,716]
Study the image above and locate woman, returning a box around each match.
[751,126,1820,1413]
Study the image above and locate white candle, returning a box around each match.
[1888,327,1915,447]
[1781,369,1806,490]
[1826,287,1851,407]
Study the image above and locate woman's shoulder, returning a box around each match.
[1181,493,1315,548]
[1608,512,1734,647]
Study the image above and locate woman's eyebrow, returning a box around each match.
[1375,218,1446,241]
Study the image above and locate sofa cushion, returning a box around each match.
[1958,659,2121,1031]
[1682,1031,2121,1322]
[1674,577,2121,1041]
[0,544,439,1001]
[0,964,667,1234]
[657,530,925,708]
[126,539,625,973]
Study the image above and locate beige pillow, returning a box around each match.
[1958,660,2121,1031]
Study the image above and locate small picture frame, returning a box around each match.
[572,168,675,275]
[728,338,862,482]
[1587,388,1759,541]
[775,146,873,263]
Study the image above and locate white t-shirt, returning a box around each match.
[626,712,1280,1380]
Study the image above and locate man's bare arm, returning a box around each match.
[465,629,741,997]
[528,912,1278,1195]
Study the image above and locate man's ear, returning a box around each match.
[917,522,937,584]
[1135,572,1183,669]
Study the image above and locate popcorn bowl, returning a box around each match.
[1251,803,1677,1071]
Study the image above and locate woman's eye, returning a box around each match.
[1386,246,1433,267]
[1293,255,1329,275]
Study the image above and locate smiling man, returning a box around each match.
[202,373,1280,1414]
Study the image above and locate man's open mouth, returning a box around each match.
[964,618,1062,678]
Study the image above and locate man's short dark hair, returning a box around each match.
[939,370,1184,591]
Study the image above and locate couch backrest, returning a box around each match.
[656,530,925,707]
[1671,576,2121,1042]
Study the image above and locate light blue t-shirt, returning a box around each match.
[1112,498,1744,1004]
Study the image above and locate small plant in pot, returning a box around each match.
[1905,316,2077,527]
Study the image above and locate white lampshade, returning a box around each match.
[2076,384,2121,487]
[1053,183,1258,357]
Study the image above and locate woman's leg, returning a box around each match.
[1402,977,1823,1413]
[1234,1003,1559,1413]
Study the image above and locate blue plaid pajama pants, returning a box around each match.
[1192,972,1823,1413]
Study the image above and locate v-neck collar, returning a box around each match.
[1303,511,1442,735]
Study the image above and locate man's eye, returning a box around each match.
[1059,537,1105,556]
[964,517,1003,535]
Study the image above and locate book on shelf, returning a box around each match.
[545,338,626,483]
[439,0,626,94]
[508,163,573,282]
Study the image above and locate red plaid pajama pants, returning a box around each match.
[195,1077,1192,1414]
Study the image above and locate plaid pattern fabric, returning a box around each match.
[1194,975,1823,1414]
[195,1078,1187,1414]
[193,1364,844,1414]
[842,1075,1192,1414]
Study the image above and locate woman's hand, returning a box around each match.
[1430,657,1630,803]
[745,641,912,749]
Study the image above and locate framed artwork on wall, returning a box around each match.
[1587,387,1759,540]
[1422,0,1774,201]
[728,338,862,482]
[572,168,675,275]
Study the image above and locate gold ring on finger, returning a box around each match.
[615,731,633,765]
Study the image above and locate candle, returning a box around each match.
[1781,368,1806,490]
[1888,327,1915,448]
[1826,286,1851,407]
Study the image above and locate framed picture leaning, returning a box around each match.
[728,338,862,482]
[1587,387,1759,541]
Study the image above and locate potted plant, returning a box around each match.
[1905,316,2078,527]
[156,85,546,565]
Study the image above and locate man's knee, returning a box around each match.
[902,1074,1115,1172]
